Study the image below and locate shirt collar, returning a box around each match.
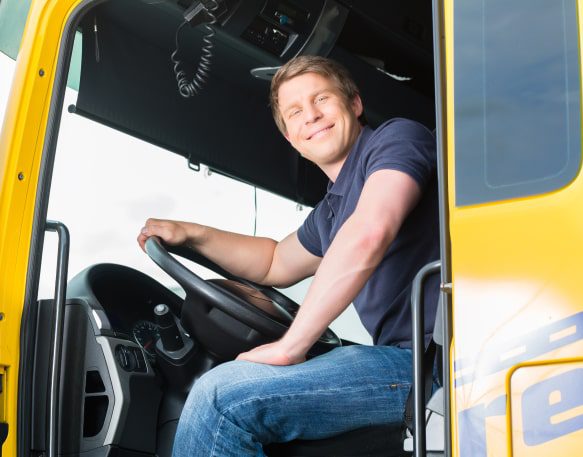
[327,126,373,196]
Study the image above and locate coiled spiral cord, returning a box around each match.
[171,1,219,98]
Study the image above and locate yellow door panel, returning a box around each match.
[0,1,82,455]
[447,0,583,456]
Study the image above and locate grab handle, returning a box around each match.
[45,221,70,457]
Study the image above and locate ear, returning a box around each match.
[351,94,364,118]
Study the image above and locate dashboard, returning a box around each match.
[66,263,184,359]
[58,260,337,455]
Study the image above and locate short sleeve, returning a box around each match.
[297,200,326,257]
[362,118,436,190]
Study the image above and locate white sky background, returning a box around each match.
[0,52,372,344]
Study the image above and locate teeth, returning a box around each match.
[312,127,330,139]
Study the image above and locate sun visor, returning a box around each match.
[74,4,327,207]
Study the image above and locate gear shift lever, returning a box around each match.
[154,304,184,351]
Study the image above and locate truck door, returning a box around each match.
[447,1,583,456]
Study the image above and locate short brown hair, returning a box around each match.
[269,55,363,134]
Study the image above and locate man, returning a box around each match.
[138,55,439,456]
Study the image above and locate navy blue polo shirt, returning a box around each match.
[297,118,440,347]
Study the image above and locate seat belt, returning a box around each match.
[403,339,436,433]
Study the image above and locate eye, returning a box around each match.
[289,109,301,118]
[315,95,328,104]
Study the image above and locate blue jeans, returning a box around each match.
[172,345,413,456]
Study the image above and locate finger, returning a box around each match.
[143,219,170,235]
[137,233,147,251]
[145,217,163,226]
[236,345,264,360]
[138,223,169,249]
[235,351,250,361]
[141,224,171,242]
[140,225,155,237]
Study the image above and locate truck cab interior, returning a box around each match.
[21,1,440,456]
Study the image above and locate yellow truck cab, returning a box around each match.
[1,1,583,456]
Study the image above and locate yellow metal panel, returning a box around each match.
[0,0,81,454]
[443,0,458,453]
[447,1,583,456]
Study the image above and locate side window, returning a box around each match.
[454,0,581,206]
[0,0,30,59]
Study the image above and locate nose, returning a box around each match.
[303,103,322,124]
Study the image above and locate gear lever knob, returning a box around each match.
[154,304,184,352]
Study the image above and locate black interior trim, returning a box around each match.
[20,2,106,456]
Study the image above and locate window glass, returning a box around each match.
[454,0,581,206]
[0,52,372,344]
[0,0,30,59]
[40,87,309,299]
[0,1,81,89]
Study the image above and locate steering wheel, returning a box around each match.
[144,236,341,360]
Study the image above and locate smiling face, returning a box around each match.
[278,72,364,180]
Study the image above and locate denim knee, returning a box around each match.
[174,361,266,457]
[188,360,264,414]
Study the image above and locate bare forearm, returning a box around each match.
[140,219,319,287]
[281,215,394,354]
[183,222,278,283]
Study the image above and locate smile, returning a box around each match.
[307,124,334,140]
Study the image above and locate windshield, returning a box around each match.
[0,52,371,344]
